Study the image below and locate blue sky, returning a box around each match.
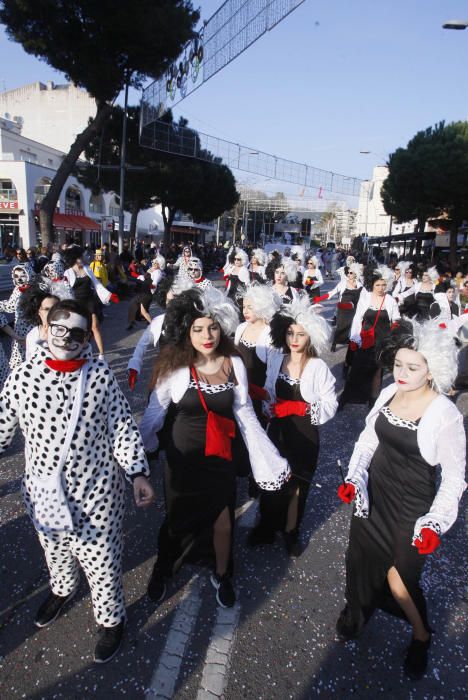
[1,0,468,201]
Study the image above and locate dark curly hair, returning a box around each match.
[18,281,60,326]
[62,247,83,269]
[265,256,282,282]
[269,309,317,358]
[363,265,382,292]
[375,319,415,370]
[149,289,239,389]
[153,271,175,309]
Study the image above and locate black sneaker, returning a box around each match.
[247,526,275,547]
[210,573,236,608]
[283,531,302,557]
[34,590,76,628]
[403,636,431,680]
[94,621,125,664]
[147,567,167,603]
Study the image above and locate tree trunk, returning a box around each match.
[449,221,459,274]
[129,203,140,240]
[39,100,113,246]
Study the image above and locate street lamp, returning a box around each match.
[443,20,468,30]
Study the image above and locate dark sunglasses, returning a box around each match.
[50,323,88,343]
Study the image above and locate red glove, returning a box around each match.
[349,341,358,352]
[337,483,356,504]
[110,293,120,304]
[128,369,138,391]
[414,528,441,555]
[312,293,329,304]
[273,399,308,418]
[130,271,140,279]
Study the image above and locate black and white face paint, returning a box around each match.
[47,311,89,361]
[13,268,28,287]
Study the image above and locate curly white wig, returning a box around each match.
[426,266,439,283]
[350,262,364,281]
[281,257,299,283]
[380,319,459,394]
[274,295,332,355]
[377,265,395,288]
[153,254,166,270]
[241,282,282,322]
[251,248,267,266]
[197,286,239,336]
[234,247,249,267]
[396,260,411,275]
[171,275,194,295]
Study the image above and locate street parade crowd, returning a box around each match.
[0,239,466,680]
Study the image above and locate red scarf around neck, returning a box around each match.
[45,358,87,373]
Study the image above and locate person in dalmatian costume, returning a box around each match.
[0,263,36,367]
[0,312,27,390]
[0,299,154,664]
[186,257,212,290]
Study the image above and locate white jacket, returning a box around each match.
[327,280,362,301]
[64,265,111,304]
[350,291,400,345]
[264,353,338,425]
[234,322,276,364]
[303,268,324,291]
[139,355,291,491]
[127,314,165,374]
[345,383,466,541]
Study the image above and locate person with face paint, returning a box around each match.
[0,299,154,664]
[247,297,337,554]
[338,266,399,410]
[0,263,35,367]
[336,320,466,680]
[186,257,212,291]
[139,287,290,609]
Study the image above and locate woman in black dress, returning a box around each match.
[140,288,290,608]
[266,257,300,303]
[337,320,466,679]
[62,247,118,357]
[303,256,324,300]
[339,267,400,409]
[413,267,437,321]
[248,296,337,555]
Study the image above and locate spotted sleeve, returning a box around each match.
[105,370,149,481]
[0,371,20,453]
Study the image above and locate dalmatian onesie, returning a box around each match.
[0,313,11,390]
[0,264,35,367]
[0,345,149,627]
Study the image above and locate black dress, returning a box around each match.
[155,362,238,575]
[414,291,434,322]
[237,337,267,421]
[73,274,100,315]
[333,286,363,346]
[259,372,319,534]
[340,307,390,405]
[344,406,435,634]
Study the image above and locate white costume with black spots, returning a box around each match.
[0,346,149,626]
[0,264,35,368]
[0,313,11,390]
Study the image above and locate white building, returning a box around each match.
[0,81,96,154]
[335,208,357,241]
[0,115,127,251]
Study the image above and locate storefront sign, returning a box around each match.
[0,201,18,209]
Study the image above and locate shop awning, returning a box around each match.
[65,214,100,231]
[52,213,76,229]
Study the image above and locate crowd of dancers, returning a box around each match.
[0,242,465,679]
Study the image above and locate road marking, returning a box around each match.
[146,575,203,699]
[197,603,241,700]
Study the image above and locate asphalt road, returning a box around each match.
[0,278,466,700]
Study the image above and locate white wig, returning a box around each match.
[241,282,282,322]
[397,260,411,275]
[234,247,249,267]
[281,257,299,284]
[251,248,267,266]
[198,286,239,336]
[377,265,395,288]
[171,275,194,295]
[350,262,364,282]
[154,254,166,270]
[426,266,440,283]
[275,295,332,355]
[401,319,459,394]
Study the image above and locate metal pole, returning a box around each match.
[118,79,129,254]
[216,216,220,245]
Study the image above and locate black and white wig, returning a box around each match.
[363,265,394,292]
[240,282,282,322]
[163,287,239,346]
[18,279,71,326]
[154,272,193,308]
[266,257,298,284]
[270,296,332,356]
[377,319,458,394]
